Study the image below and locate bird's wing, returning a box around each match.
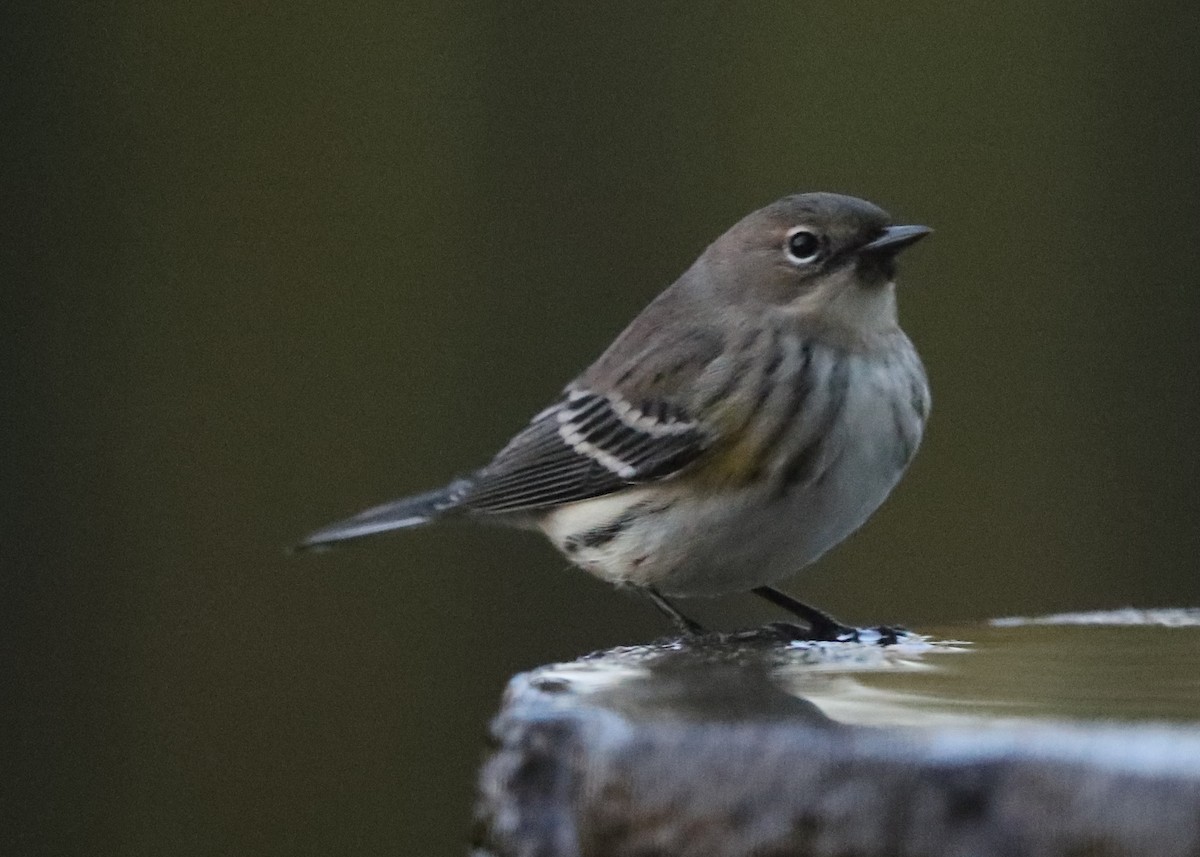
[461,387,710,514]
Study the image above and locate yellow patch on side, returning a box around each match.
[688,402,771,490]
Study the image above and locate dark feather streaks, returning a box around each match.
[777,353,850,495]
[745,341,813,482]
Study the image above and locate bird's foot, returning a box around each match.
[767,620,908,646]
[818,623,908,645]
[751,586,906,645]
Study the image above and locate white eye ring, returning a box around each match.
[785,227,822,265]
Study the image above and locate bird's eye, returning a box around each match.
[785,228,822,264]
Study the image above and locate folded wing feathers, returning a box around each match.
[461,388,707,514]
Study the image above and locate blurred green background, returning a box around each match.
[4,2,1199,854]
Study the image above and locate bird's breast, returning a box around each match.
[539,338,928,596]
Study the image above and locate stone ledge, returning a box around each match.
[472,627,1200,857]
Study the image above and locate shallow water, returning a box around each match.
[539,611,1200,731]
[845,619,1200,725]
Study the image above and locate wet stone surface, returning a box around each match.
[473,612,1200,857]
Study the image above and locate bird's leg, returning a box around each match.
[751,586,850,637]
[752,585,903,643]
[642,586,707,637]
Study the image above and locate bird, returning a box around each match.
[298,192,931,639]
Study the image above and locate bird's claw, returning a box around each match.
[769,620,907,645]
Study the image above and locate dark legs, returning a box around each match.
[751,586,851,639]
[640,584,902,643]
[642,586,706,636]
[752,585,903,643]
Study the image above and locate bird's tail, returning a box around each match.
[295,479,472,551]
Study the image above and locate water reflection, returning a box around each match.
[525,627,961,729]
[526,617,1200,730]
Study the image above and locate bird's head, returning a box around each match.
[701,192,930,345]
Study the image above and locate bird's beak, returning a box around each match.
[860,224,932,255]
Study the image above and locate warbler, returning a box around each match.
[299,192,931,638]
